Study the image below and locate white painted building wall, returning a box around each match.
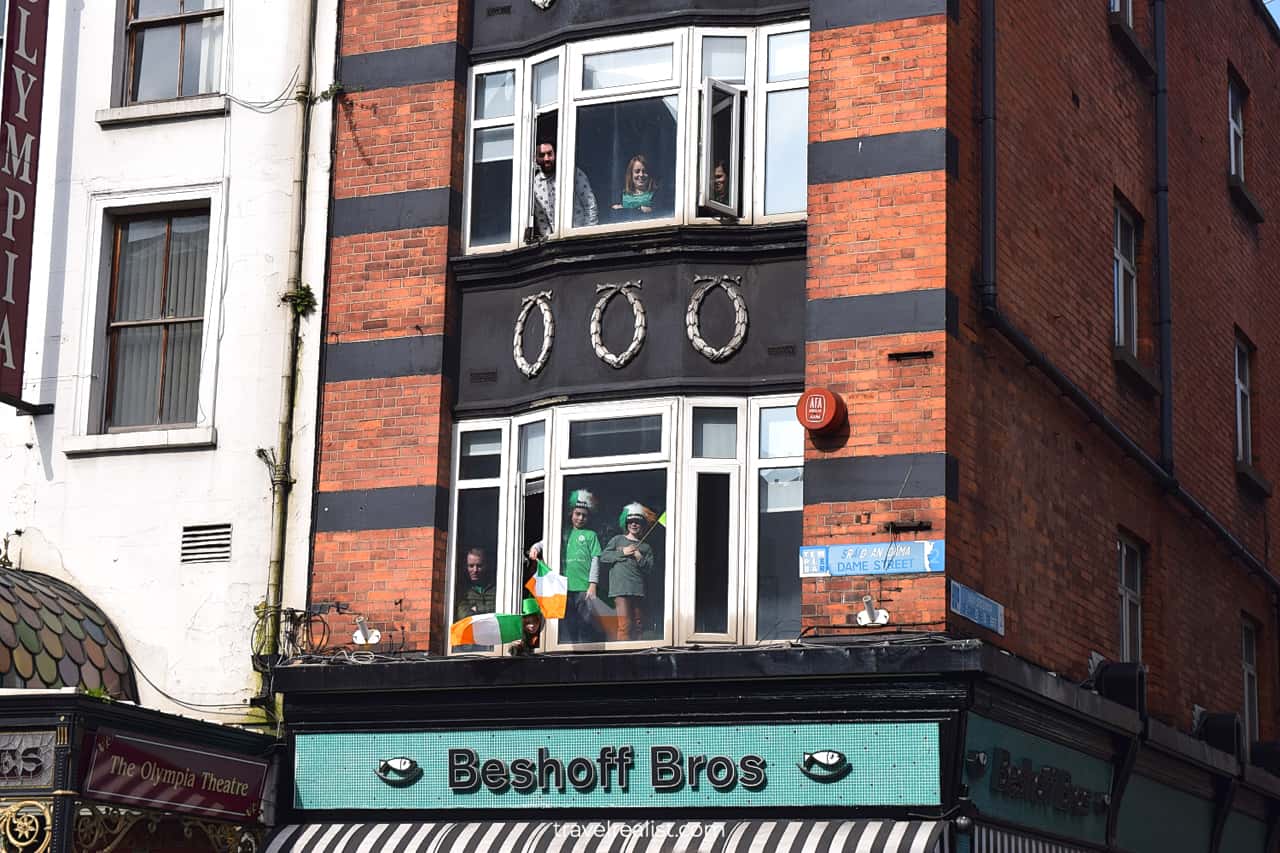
[0,0,337,723]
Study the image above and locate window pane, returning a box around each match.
[702,37,747,83]
[181,16,223,96]
[161,321,202,424]
[563,469,667,644]
[453,489,500,651]
[460,430,502,479]
[533,58,560,108]
[569,415,662,458]
[116,219,168,322]
[704,84,737,211]
[108,325,162,428]
[1244,626,1257,665]
[757,467,802,640]
[518,421,545,473]
[694,473,731,634]
[759,407,803,458]
[1127,600,1140,662]
[470,127,514,246]
[764,89,808,214]
[131,24,181,102]
[475,70,516,119]
[582,44,673,90]
[767,31,808,83]
[136,0,181,17]
[575,96,678,224]
[1246,673,1259,740]
[166,213,210,318]
[693,408,737,458]
[1237,344,1250,387]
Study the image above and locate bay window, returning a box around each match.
[447,396,804,653]
[464,21,809,253]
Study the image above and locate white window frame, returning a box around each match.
[123,0,228,106]
[1229,77,1246,180]
[463,61,525,255]
[448,395,803,655]
[1109,0,1134,27]
[461,23,807,253]
[65,182,226,455]
[1114,206,1138,356]
[753,20,810,225]
[1243,621,1259,744]
[1236,336,1252,464]
[688,28,757,223]
[744,395,805,643]
[446,419,516,655]
[1118,536,1141,664]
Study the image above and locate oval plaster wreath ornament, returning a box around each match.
[686,273,748,362]
[512,290,555,378]
[590,280,646,369]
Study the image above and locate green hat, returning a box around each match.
[619,502,655,529]
[521,597,542,616]
[568,489,597,511]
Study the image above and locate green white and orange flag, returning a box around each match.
[525,560,568,619]
[450,612,525,647]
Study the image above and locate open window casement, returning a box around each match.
[699,79,743,217]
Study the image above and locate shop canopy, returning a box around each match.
[264,819,947,852]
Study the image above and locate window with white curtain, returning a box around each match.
[103,209,210,430]
[126,0,225,104]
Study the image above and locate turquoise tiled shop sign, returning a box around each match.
[294,721,940,810]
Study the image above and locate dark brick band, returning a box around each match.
[315,485,448,533]
[811,0,949,30]
[331,188,454,238]
[808,129,948,186]
[341,42,464,91]
[324,335,444,383]
[805,452,954,504]
[806,290,946,342]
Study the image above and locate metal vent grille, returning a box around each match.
[181,524,232,564]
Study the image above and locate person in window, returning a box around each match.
[454,548,495,621]
[600,503,656,641]
[711,160,730,207]
[532,140,599,237]
[528,490,605,643]
[611,154,663,217]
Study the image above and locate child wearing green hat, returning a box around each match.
[600,502,656,641]
[528,489,604,643]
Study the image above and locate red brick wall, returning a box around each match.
[803,15,950,635]
[310,0,469,652]
[945,0,1280,734]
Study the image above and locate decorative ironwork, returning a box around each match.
[590,281,646,369]
[0,800,51,853]
[75,803,261,853]
[685,274,748,362]
[513,290,555,378]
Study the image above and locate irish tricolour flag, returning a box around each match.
[525,560,568,619]
[450,612,525,647]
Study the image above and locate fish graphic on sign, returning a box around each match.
[797,749,852,783]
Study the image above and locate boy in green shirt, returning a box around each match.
[529,489,604,643]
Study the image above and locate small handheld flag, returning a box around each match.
[525,559,568,619]
[450,612,525,647]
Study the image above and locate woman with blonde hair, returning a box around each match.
[611,154,659,215]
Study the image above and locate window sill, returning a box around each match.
[1228,175,1266,225]
[63,426,217,457]
[1113,346,1160,397]
[1236,460,1273,500]
[1108,12,1156,79]
[95,95,229,128]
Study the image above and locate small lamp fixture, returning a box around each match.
[856,595,890,626]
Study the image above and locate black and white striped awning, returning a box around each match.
[265,819,947,853]
[973,824,1092,853]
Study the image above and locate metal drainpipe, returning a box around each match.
[263,0,320,659]
[977,0,1278,596]
[1154,0,1174,474]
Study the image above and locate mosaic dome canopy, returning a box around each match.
[0,568,138,701]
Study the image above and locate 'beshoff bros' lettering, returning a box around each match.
[448,745,766,795]
[0,0,50,402]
